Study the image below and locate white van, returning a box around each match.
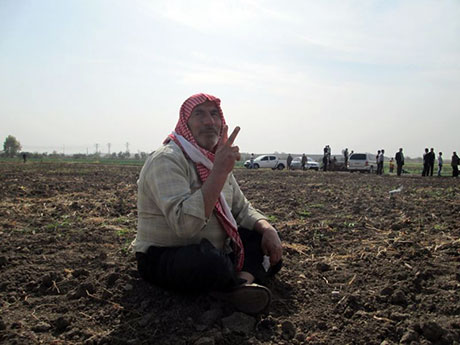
[347,153,377,173]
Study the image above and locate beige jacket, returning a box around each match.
[133,141,267,253]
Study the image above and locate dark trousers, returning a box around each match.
[397,164,403,176]
[136,228,281,293]
[422,163,429,176]
[429,163,434,176]
[453,165,459,177]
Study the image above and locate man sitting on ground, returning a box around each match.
[133,93,283,314]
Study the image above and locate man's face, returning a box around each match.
[187,101,222,151]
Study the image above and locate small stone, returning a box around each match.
[106,273,120,287]
[256,317,277,341]
[138,314,153,327]
[32,321,52,332]
[195,324,207,332]
[281,321,296,339]
[221,312,256,335]
[102,289,113,299]
[380,286,394,296]
[10,321,23,329]
[197,308,222,329]
[295,332,306,342]
[380,340,394,345]
[194,337,215,345]
[40,273,57,289]
[331,290,341,302]
[0,318,6,331]
[72,269,90,278]
[124,283,133,291]
[316,262,331,272]
[421,321,444,341]
[400,330,418,344]
[317,321,327,330]
[53,316,71,332]
[0,256,7,267]
[67,282,96,299]
[390,312,410,321]
[390,289,407,306]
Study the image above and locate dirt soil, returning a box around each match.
[1,162,459,345]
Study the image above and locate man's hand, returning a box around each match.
[213,125,241,175]
[201,125,240,218]
[254,219,283,266]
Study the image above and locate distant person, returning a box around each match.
[301,154,307,170]
[343,148,349,168]
[322,148,328,172]
[389,158,394,173]
[428,148,435,176]
[378,149,385,175]
[287,154,293,170]
[452,152,459,177]
[22,153,27,163]
[437,152,443,177]
[422,148,429,176]
[250,153,255,169]
[375,150,381,174]
[395,148,404,176]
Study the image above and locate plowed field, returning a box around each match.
[1,162,459,345]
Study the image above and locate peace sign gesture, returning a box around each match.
[214,125,241,175]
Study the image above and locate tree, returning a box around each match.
[3,135,22,157]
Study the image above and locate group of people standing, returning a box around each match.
[376,149,385,175]
[392,147,459,177]
[285,146,457,177]
[322,145,331,171]
[422,148,437,176]
[421,148,459,177]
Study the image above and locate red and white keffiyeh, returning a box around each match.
[164,93,245,271]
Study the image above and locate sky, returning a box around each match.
[1,0,459,158]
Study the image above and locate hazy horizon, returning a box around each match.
[1,0,459,159]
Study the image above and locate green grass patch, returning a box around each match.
[297,210,311,218]
[308,203,324,209]
[113,216,131,225]
[116,228,130,237]
[433,224,447,231]
[267,215,278,222]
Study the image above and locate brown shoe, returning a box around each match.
[211,283,272,315]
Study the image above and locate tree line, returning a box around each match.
[1,135,149,160]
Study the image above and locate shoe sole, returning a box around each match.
[212,283,272,315]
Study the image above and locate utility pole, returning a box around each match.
[95,143,99,154]
[107,143,111,155]
[125,142,129,153]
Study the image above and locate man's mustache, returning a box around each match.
[199,127,219,135]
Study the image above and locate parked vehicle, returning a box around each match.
[244,155,287,170]
[290,156,320,170]
[347,153,376,173]
[321,156,347,171]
